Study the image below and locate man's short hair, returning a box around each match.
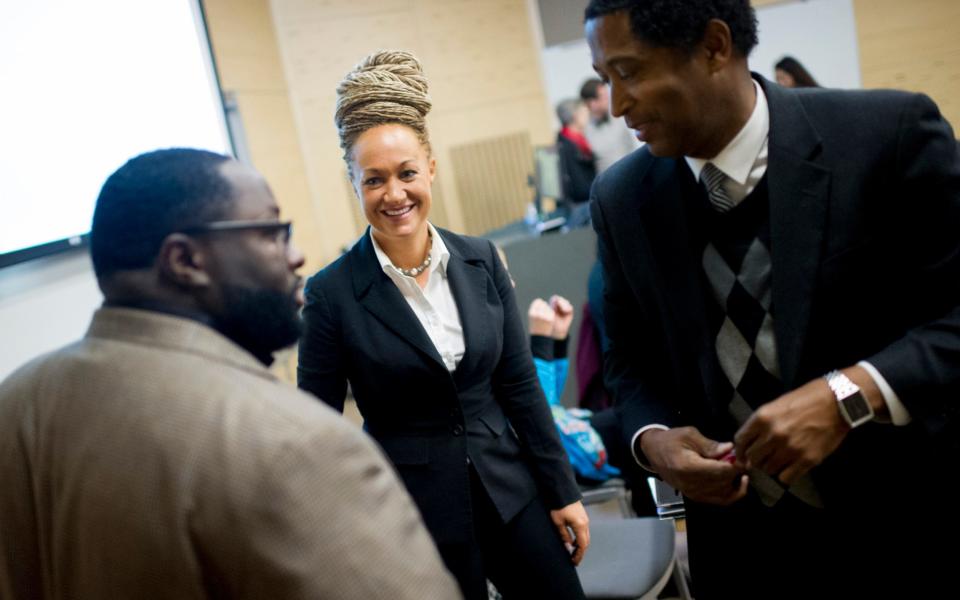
[584,0,759,58]
[580,78,604,102]
[90,148,234,278]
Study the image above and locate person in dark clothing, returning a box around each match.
[585,0,960,597]
[299,50,589,600]
[555,98,597,227]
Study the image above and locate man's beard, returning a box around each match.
[214,283,303,364]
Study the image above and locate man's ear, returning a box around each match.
[700,19,735,72]
[157,233,212,288]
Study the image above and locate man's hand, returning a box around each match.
[528,298,556,337]
[549,500,590,565]
[640,427,748,506]
[549,295,575,340]
[734,373,859,486]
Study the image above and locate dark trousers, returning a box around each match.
[438,466,586,600]
[685,492,838,600]
[685,490,951,599]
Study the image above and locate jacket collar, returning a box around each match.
[633,75,830,390]
[350,227,490,375]
[86,306,275,380]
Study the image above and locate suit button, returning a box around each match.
[452,424,464,436]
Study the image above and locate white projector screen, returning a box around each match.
[0,0,232,267]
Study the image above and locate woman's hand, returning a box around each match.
[549,500,590,565]
[549,295,574,340]
[528,298,556,337]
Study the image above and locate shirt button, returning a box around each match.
[452,424,464,436]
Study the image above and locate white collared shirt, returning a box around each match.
[684,79,769,206]
[370,223,465,372]
[630,81,909,469]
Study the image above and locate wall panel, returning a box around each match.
[854,0,960,129]
[269,0,553,259]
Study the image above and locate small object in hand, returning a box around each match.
[719,449,736,464]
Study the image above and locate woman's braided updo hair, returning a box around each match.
[335,50,433,172]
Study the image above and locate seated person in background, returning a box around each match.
[555,98,597,227]
[0,148,458,599]
[528,295,620,483]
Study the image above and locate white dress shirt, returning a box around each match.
[631,81,909,468]
[370,223,465,372]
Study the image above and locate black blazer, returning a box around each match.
[591,77,960,519]
[298,228,580,545]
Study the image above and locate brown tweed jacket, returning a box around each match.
[0,307,460,599]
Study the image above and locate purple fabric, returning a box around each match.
[576,302,610,411]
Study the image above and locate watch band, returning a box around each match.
[824,370,874,428]
[824,370,859,398]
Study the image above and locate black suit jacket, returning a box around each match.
[298,228,580,545]
[590,77,960,518]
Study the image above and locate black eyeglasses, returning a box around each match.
[178,220,293,244]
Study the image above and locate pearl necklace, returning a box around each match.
[397,232,433,278]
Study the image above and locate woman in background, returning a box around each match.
[297,50,588,600]
[775,55,820,88]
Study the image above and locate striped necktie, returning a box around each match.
[701,162,735,213]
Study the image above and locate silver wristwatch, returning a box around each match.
[824,370,874,428]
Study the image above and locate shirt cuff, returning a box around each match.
[630,424,669,473]
[858,360,911,426]
[553,337,569,359]
[530,335,553,360]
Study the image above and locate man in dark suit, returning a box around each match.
[584,1,960,597]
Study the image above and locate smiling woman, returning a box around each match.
[351,123,436,266]
[297,50,590,600]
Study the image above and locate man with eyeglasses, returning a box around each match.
[0,148,459,599]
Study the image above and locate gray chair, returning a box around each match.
[576,480,692,600]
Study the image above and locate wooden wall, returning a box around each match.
[854,0,960,129]
[206,0,555,268]
[202,0,324,274]
[203,0,960,275]
[754,0,960,128]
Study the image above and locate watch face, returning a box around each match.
[844,392,872,423]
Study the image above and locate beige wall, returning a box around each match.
[202,0,327,275]
[854,0,960,130]
[755,0,960,128]
[204,0,960,272]
[207,0,554,268]
[268,0,554,250]
[202,0,960,274]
